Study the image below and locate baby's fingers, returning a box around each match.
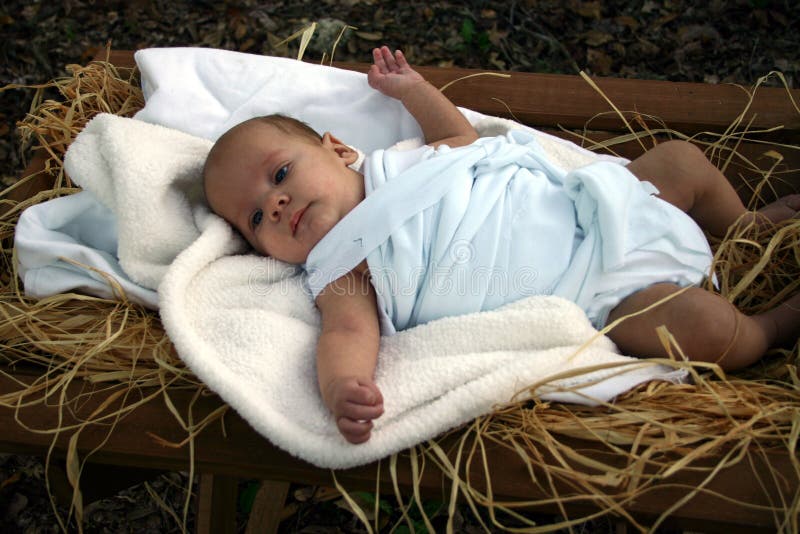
[372,46,395,73]
[341,400,384,422]
[354,379,384,406]
[378,45,399,71]
[394,49,410,69]
[372,47,388,73]
[338,417,373,444]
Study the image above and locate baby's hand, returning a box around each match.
[367,46,425,101]
[324,377,384,444]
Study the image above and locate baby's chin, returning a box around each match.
[255,243,315,266]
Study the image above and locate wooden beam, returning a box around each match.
[245,480,290,534]
[0,371,792,532]
[340,62,800,136]
[195,473,237,534]
[99,50,800,136]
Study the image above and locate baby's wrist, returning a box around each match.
[397,78,431,102]
[321,375,357,408]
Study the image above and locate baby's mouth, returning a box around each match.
[290,207,306,236]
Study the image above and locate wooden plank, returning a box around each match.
[195,473,237,534]
[100,50,800,135]
[0,371,792,532]
[245,480,290,534]
[1,150,55,211]
[343,63,800,136]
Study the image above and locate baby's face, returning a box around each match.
[205,122,363,264]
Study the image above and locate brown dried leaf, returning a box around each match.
[615,15,640,32]
[354,30,382,41]
[488,51,506,70]
[487,23,509,46]
[576,1,601,19]
[583,30,613,47]
[234,20,247,40]
[587,48,613,75]
[240,38,255,52]
[770,10,788,26]
[677,25,721,45]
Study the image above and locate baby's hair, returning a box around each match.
[249,114,322,144]
[203,114,321,208]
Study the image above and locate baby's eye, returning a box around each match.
[275,165,288,184]
[251,208,263,228]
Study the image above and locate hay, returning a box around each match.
[1,53,799,533]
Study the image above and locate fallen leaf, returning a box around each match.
[0,471,21,490]
[615,15,639,31]
[583,30,613,47]
[576,1,601,19]
[234,20,247,40]
[354,30,382,41]
[587,48,613,75]
[335,494,376,521]
[655,13,679,27]
[677,25,720,45]
[770,10,788,26]
[752,9,768,26]
[641,1,660,14]
[489,51,506,70]
[487,23,509,46]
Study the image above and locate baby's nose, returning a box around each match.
[268,194,289,221]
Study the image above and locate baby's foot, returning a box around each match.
[762,290,800,348]
[756,194,800,224]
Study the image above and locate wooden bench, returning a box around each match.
[2,49,798,533]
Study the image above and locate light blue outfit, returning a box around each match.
[305,130,712,334]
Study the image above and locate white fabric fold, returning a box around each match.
[15,191,158,308]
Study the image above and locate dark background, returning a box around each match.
[2,0,798,182]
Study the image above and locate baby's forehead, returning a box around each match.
[225,120,275,142]
[211,122,274,159]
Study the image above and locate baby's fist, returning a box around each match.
[324,377,384,444]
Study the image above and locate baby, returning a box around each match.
[204,46,800,444]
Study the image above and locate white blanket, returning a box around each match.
[56,49,687,468]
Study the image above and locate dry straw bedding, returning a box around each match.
[0,55,799,532]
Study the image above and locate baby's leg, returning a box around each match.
[606,283,800,370]
[625,141,747,237]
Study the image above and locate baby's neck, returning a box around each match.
[349,167,367,205]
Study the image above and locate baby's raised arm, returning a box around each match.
[368,46,478,148]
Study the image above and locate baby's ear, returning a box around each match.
[322,132,359,165]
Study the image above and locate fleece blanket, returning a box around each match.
[57,48,688,469]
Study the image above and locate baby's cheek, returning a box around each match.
[308,212,339,243]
